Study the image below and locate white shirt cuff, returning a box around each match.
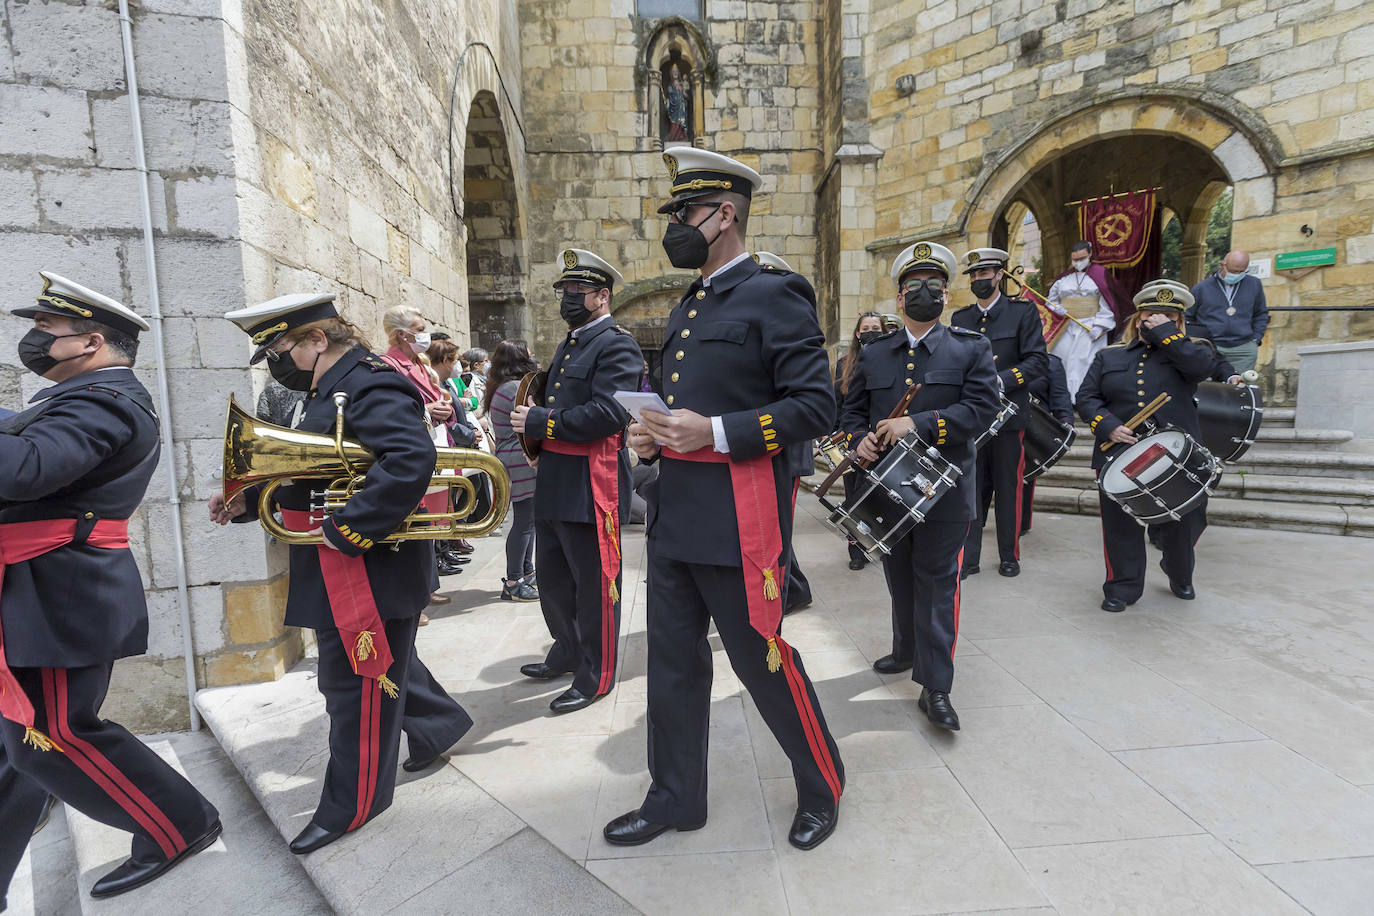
[711,415,730,453]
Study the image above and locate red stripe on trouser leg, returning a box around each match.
[44,669,183,858]
[776,638,842,804]
[348,680,381,831]
[598,574,617,696]
[951,542,965,659]
[1096,473,1115,582]
[1012,431,1025,560]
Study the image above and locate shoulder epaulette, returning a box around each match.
[950,325,981,337]
[360,353,393,371]
[759,264,791,275]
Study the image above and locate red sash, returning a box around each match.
[0,518,131,751]
[279,509,399,698]
[662,447,785,672]
[545,436,623,691]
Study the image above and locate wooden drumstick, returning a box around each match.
[816,383,921,497]
[1099,392,1171,452]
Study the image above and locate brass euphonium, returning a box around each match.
[222,394,510,545]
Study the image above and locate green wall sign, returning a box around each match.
[1275,248,1337,270]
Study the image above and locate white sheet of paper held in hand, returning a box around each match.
[613,390,673,424]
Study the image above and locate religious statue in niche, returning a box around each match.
[661,60,692,144]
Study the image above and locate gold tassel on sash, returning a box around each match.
[608,578,619,603]
[24,726,62,753]
[377,674,399,699]
[604,511,621,558]
[765,637,782,673]
[355,630,377,663]
[762,568,780,601]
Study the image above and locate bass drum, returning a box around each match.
[1021,395,1077,482]
[818,432,962,560]
[1195,381,1263,463]
[1098,427,1221,526]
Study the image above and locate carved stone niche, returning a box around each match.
[642,19,712,151]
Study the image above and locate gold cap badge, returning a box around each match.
[914,243,931,260]
[563,249,578,269]
[1156,288,1174,302]
[663,152,678,181]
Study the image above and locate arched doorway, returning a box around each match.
[462,91,528,350]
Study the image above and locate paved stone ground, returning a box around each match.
[421,499,1374,916]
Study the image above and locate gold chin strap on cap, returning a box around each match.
[36,294,93,319]
[671,178,734,194]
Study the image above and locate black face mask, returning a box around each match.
[268,347,318,391]
[904,286,944,322]
[970,278,998,300]
[858,330,883,346]
[662,205,726,271]
[18,329,87,377]
[560,287,595,328]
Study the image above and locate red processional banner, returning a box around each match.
[1078,190,1156,269]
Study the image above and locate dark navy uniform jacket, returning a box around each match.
[838,324,999,522]
[1075,322,1214,470]
[648,258,835,567]
[950,294,1047,430]
[523,316,643,525]
[0,367,159,667]
[238,347,438,629]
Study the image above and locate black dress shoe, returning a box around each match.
[960,564,980,580]
[436,556,465,576]
[33,795,54,835]
[550,686,601,715]
[998,560,1020,577]
[441,551,472,565]
[452,540,475,554]
[848,555,867,570]
[1101,597,1127,613]
[918,689,960,730]
[1170,582,1195,600]
[402,753,444,773]
[788,805,838,850]
[603,809,705,846]
[872,654,913,674]
[519,662,571,680]
[289,820,345,855]
[90,820,223,898]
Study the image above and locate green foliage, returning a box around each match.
[1161,215,1181,279]
[1157,188,1233,282]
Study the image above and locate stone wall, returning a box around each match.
[518,0,824,362]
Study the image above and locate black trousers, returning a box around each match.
[534,518,621,697]
[1098,492,1208,603]
[641,553,844,825]
[504,497,536,581]
[842,472,866,564]
[1021,478,1035,534]
[965,429,1026,566]
[402,651,473,763]
[880,520,968,693]
[0,664,219,896]
[313,615,419,833]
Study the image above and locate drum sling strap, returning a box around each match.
[0,518,131,751]
[279,509,399,698]
[662,447,786,672]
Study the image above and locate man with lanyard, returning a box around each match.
[951,248,1047,578]
[840,243,999,730]
[510,249,643,715]
[1076,280,1215,612]
[214,293,465,854]
[1,273,220,903]
[1186,250,1269,375]
[604,148,843,851]
[1045,241,1126,396]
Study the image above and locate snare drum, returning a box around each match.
[972,396,1019,450]
[1098,427,1221,525]
[818,432,961,559]
[1195,381,1263,463]
[1021,395,1077,482]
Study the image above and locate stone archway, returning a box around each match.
[964,96,1273,289]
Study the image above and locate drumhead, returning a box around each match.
[1101,430,1187,494]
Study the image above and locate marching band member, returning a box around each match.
[605,149,844,851]
[213,294,468,853]
[1,273,220,902]
[839,243,998,730]
[510,249,643,714]
[951,248,1047,578]
[1076,280,1214,613]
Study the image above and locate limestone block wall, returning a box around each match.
[519,0,824,360]
[857,0,1374,401]
[0,0,272,731]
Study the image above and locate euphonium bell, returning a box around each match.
[222,395,510,546]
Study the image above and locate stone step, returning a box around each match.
[1057,443,1374,479]
[1032,486,1374,537]
[196,662,640,916]
[1264,406,1296,427]
[9,801,80,916]
[1036,465,1374,506]
[63,730,328,916]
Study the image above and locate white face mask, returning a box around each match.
[408,331,431,354]
[1071,258,1090,272]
